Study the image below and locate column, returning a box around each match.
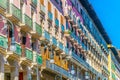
[24,66,32,80]
[11,61,19,80]
[77,67,80,80]
[0,55,4,80]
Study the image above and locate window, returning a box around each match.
[55,27,58,35]
[40,13,45,24]
[60,15,64,25]
[55,0,59,4]
[21,35,26,45]
[48,2,51,12]
[77,3,78,9]
[48,21,52,29]
[31,6,35,22]
[54,9,58,18]
[61,32,64,39]
[5,73,11,80]
[7,24,13,38]
[40,0,44,5]
[60,0,62,8]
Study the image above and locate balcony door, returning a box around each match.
[19,72,23,80]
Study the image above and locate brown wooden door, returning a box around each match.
[19,72,23,80]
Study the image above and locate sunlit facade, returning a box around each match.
[108,47,120,80]
[0,0,119,80]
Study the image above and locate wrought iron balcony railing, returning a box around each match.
[0,35,8,49]
[52,37,57,47]
[25,48,33,61]
[35,23,42,35]
[44,30,50,41]
[15,43,22,56]
[24,14,33,29]
[36,54,42,65]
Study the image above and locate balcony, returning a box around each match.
[7,43,22,59]
[36,54,42,65]
[40,30,50,42]
[44,31,50,41]
[52,37,57,48]
[32,51,42,66]
[68,13,74,23]
[103,66,110,75]
[64,30,71,37]
[70,32,76,42]
[36,23,42,35]
[64,8,71,19]
[20,48,33,65]
[0,0,7,13]
[83,33,88,40]
[64,47,69,55]
[77,23,82,32]
[25,48,33,61]
[73,16,76,25]
[6,3,21,23]
[77,37,81,45]
[72,52,88,69]
[32,22,42,38]
[14,43,22,56]
[61,25,65,32]
[55,18,59,27]
[58,42,63,51]
[40,4,45,14]
[46,60,70,78]
[0,35,8,54]
[48,11,53,21]
[19,14,33,31]
[31,0,37,7]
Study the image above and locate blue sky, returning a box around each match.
[88,0,120,49]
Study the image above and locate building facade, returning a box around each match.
[0,0,119,80]
[108,47,120,80]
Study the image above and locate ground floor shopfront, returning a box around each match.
[0,54,42,80]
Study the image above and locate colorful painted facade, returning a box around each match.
[0,0,119,80]
[108,47,120,80]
